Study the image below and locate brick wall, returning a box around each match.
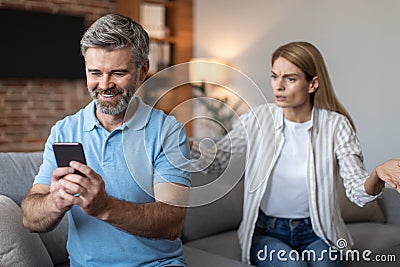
[0,0,116,151]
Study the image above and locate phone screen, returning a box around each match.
[52,142,87,168]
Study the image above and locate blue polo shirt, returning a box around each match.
[34,97,191,267]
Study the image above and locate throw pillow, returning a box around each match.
[0,195,53,267]
[337,179,385,223]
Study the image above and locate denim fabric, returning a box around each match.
[250,210,341,267]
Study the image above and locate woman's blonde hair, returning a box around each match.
[271,41,355,130]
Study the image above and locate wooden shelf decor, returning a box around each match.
[116,0,193,136]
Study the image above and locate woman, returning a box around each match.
[191,41,400,266]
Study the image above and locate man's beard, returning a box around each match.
[90,87,134,115]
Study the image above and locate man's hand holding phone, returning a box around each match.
[52,142,109,218]
[53,142,87,176]
[54,161,110,218]
[49,165,76,213]
[51,142,88,207]
[52,142,87,197]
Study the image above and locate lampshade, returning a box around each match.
[189,58,229,86]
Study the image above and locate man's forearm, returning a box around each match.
[97,197,186,240]
[21,192,66,233]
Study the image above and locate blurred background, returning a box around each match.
[0,0,399,173]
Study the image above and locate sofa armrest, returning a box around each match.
[380,187,400,225]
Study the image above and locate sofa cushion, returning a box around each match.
[0,152,70,265]
[0,194,53,267]
[182,169,244,242]
[337,178,385,223]
[184,245,251,267]
[347,222,400,253]
[345,223,400,267]
[380,187,400,225]
[0,152,43,205]
[39,216,70,266]
[184,230,242,262]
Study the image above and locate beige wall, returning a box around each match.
[194,0,400,172]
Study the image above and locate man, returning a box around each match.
[21,14,191,266]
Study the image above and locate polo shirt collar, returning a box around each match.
[83,101,100,132]
[123,97,151,131]
[83,97,151,132]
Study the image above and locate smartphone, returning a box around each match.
[52,142,87,175]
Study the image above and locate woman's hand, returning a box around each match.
[375,159,400,192]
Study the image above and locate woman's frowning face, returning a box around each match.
[271,57,317,114]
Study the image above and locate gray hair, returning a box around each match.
[80,14,149,66]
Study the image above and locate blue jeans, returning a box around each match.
[250,211,341,267]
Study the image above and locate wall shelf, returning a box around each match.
[116,0,193,136]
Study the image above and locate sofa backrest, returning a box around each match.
[337,176,385,223]
[182,155,246,243]
[0,152,43,205]
[182,171,244,243]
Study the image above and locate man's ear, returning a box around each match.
[309,76,319,93]
[140,59,150,82]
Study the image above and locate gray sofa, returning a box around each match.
[1,152,400,266]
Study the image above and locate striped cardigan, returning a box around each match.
[191,104,380,264]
